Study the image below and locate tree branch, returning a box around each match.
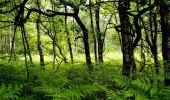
[24,8,75,22]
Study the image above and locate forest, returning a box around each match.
[0,0,170,99]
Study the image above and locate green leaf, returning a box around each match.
[150,87,158,97]
[0,83,6,96]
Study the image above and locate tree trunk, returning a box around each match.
[89,0,98,62]
[36,18,45,70]
[73,18,78,54]
[21,24,33,65]
[52,36,57,69]
[160,0,170,86]
[152,13,159,74]
[10,26,17,59]
[65,6,74,64]
[36,0,45,70]
[149,0,159,74]
[96,1,103,62]
[21,26,29,81]
[74,14,93,69]
[1,28,4,53]
[140,37,146,72]
[118,0,136,76]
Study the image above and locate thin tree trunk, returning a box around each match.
[140,36,146,72]
[9,25,17,60]
[96,0,103,62]
[89,0,98,62]
[65,6,74,64]
[51,4,57,69]
[21,26,29,82]
[36,19,45,70]
[36,0,45,70]
[152,13,159,74]
[149,0,159,74]
[73,18,78,54]
[21,24,33,64]
[52,36,57,69]
[1,28,3,53]
[56,44,67,63]
[136,0,145,72]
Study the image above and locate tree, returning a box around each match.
[65,6,74,64]
[89,0,98,62]
[36,0,45,70]
[159,0,170,86]
[96,0,103,62]
[118,0,136,76]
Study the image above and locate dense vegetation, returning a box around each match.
[0,0,170,99]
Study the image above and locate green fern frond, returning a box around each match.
[0,83,22,100]
[132,77,151,92]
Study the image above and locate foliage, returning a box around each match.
[0,60,170,100]
[0,0,170,99]
[0,83,22,100]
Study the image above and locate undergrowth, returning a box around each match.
[0,59,170,100]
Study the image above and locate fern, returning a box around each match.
[160,87,170,100]
[0,83,22,100]
[107,74,160,100]
[33,82,102,100]
[132,77,151,92]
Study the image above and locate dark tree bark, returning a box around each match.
[65,6,74,64]
[21,24,33,65]
[52,38,57,69]
[152,13,159,74]
[150,14,159,74]
[0,28,3,53]
[21,1,93,70]
[89,0,98,62]
[118,0,136,76]
[10,26,17,60]
[140,36,146,72]
[21,24,29,82]
[74,13,93,69]
[136,0,146,72]
[9,0,30,60]
[148,0,159,74]
[141,14,158,73]
[160,0,170,86]
[96,1,103,62]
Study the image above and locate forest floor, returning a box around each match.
[0,52,169,100]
